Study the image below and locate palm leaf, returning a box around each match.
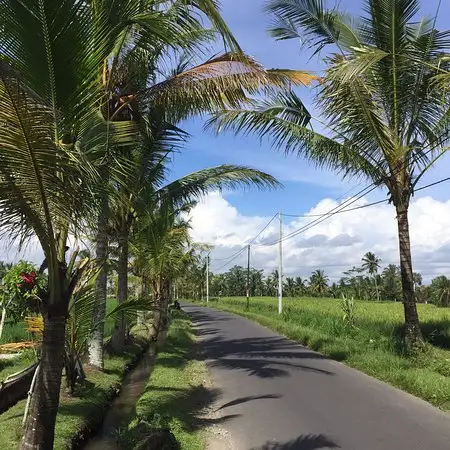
[157,165,281,205]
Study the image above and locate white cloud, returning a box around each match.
[189,193,450,282]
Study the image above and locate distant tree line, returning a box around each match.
[177,252,450,307]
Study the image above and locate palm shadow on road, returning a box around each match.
[251,434,340,449]
[189,309,335,379]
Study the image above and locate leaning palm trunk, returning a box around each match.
[21,310,67,449]
[111,230,129,352]
[396,203,423,348]
[88,198,109,369]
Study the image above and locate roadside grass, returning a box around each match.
[0,335,148,449]
[198,296,450,411]
[121,312,208,450]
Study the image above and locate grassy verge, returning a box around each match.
[0,335,148,449]
[121,312,209,450]
[196,297,450,411]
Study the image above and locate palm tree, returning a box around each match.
[212,0,450,348]
[294,276,307,296]
[131,203,195,336]
[88,0,309,363]
[382,264,402,302]
[362,252,382,301]
[429,276,450,307]
[284,277,296,297]
[0,0,150,444]
[309,270,329,297]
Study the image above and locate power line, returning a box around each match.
[210,213,278,268]
[212,246,246,272]
[258,174,450,248]
[247,213,278,245]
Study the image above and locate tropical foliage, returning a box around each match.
[180,250,450,307]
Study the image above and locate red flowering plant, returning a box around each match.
[2,261,46,322]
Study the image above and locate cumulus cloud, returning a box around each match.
[189,193,450,282]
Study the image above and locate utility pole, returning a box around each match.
[278,211,283,314]
[246,244,250,310]
[206,253,210,304]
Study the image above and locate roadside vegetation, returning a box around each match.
[121,312,208,450]
[0,335,147,449]
[197,296,450,410]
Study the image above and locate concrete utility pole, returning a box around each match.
[246,244,250,310]
[206,253,210,304]
[278,211,283,314]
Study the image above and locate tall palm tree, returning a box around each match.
[1,0,201,444]
[0,0,151,445]
[362,252,382,301]
[211,0,450,348]
[88,0,311,364]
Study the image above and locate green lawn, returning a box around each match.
[121,312,209,450]
[200,296,450,410]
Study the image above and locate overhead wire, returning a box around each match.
[210,213,278,271]
[260,174,450,248]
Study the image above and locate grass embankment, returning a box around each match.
[0,336,147,448]
[201,296,450,410]
[121,312,209,450]
[0,298,141,449]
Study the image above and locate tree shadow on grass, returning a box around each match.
[251,434,340,449]
[135,384,240,433]
[421,319,450,350]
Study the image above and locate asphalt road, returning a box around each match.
[184,304,450,450]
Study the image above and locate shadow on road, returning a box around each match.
[189,304,335,378]
[216,393,283,411]
[250,434,340,449]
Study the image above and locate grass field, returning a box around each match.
[121,312,209,450]
[199,296,450,410]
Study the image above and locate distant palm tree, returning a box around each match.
[309,270,329,297]
[294,276,307,296]
[284,277,296,297]
[362,252,382,301]
[429,276,450,307]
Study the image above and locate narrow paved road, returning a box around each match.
[185,304,450,450]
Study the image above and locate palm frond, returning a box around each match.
[266,0,362,53]
[0,64,94,253]
[157,165,281,206]
[143,52,317,121]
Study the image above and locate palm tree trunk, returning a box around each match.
[88,198,109,369]
[396,204,424,349]
[20,313,67,449]
[374,275,380,302]
[111,229,128,353]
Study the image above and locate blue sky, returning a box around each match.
[169,0,450,218]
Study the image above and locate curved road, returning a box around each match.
[184,304,450,450]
